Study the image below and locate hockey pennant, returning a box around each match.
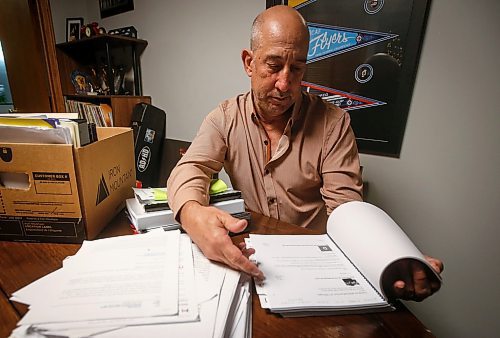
[307,23,398,64]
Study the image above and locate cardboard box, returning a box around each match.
[0,127,135,243]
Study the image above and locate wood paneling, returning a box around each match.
[0,0,60,112]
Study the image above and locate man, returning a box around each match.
[167,5,442,301]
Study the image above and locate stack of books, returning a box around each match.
[126,187,251,233]
[65,98,114,127]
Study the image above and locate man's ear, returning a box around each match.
[241,49,253,77]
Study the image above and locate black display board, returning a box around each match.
[273,0,431,157]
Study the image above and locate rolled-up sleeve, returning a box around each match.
[320,111,363,215]
[167,107,227,220]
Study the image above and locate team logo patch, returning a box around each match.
[364,0,385,15]
[355,64,374,83]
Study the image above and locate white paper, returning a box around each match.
[213,268,241,338]
[0,125,72,144]
[19,231,180,325]
[21,234,198,337]
[249,234,385,311]
[247,201,441,315]
[224,276,252,338]
[10,231,251,338]
[95,243,236,338]
[327,201,442,297]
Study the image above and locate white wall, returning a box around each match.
[62,0,263,141]
[360,1,500,337]
[50,1,500,337]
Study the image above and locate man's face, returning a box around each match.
[246,34,308,120]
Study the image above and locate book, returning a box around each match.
[126,197,247,231]
[100,103,113,127]
[246,201,442,317]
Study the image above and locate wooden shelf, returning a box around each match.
[56,34,147,57]
[64,95,151,127]
[56,34,150,127]
[56,34,147,96]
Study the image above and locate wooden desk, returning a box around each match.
[0,212,434,338]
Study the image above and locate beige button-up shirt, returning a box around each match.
[167,91,362,231]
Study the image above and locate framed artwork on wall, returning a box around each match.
[66,17,83,42]
[99,0,134,18]
[282,0,432,157]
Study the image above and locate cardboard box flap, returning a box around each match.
[96,127,132,141]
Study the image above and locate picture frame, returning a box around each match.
[66,17,83,42]
[99,0,134,18]
[287,0,431,157]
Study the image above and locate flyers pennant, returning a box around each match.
[289,0,317,9]
[302,81,386,111]
[307,23,398,64]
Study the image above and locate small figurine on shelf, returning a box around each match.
[81,22,106,38]
[112,65,126,95]
[90,65,110,95]
[71,70,95,95]
[108,26,137,38]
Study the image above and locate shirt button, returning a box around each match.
[268,197,275,204]
[265,169,270,175]
[264,140,268,145]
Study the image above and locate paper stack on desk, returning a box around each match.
[9,231,252,338]
[245,201,442,317]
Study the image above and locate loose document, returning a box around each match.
[247,201,442,316]
[9,230,251,338]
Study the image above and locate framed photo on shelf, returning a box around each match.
[100,0,134,18]
[66,17,83,42]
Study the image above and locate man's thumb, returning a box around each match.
[223,218,248,234]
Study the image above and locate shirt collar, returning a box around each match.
[248,91,304,130]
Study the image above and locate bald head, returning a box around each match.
[250,5,309,52]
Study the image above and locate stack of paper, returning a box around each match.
[0,115,97,147]
[245,201,442,317]
[9,231,252,338]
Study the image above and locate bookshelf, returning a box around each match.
[56,34,150,127]
[64,95,151,127]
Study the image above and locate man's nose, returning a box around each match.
[275,70,291,92]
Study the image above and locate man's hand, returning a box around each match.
[382,255,443,302]
[179,201,264,280]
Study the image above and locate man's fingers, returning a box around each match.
[388,259,416,300]
[399,260,415,300]
[425,255,444,273]
[178,204,262,279]
[411,261,432,302]
[390,260,410,299]
[221,239,263,279]
[238,242,256,258]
